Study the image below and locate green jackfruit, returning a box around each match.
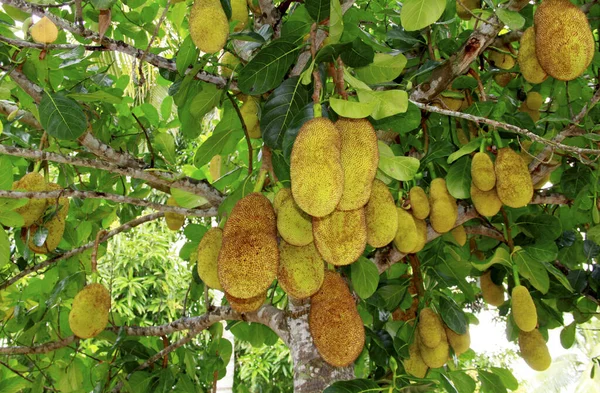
[273,188,292,215]
[68,283,111,339]
[418,329,449,369]
[519,328,552,371]
[197,227,223,291]
[418,307,444,349]
[445,325,470,356]
[534,0,594,81]
[335,118,379,210]
[456,0,480,20]
[488,45,516,70]
[495,147,534,208]
[526,92,543,111]
[278,241,324,299]
[471,152,496,192]
[218,193,278,299]
[494,73,515,87]
[28,183,68,254]
[512,285,537,332]
[230,0,248,32]
[226,291,265,313]
[518,27,548,84]
[240,96,261,139]
[410,218,428,254]
[404,341,428,378]
[313,208,367,266]
[519,102,540,122]
[429,178,458,234]
[13,172,47,227]
[365,179,398,248]
[394,208,418,254]
[451,225,467,246]
[277,197,313,246]
[435,93,464,111]
[189,0,229,53]
[165,196,185,231]
[471,183,502,217]
[291,118,344,217]
[480,270,505,306]
[409,186,430,220]
[220,52,241,78]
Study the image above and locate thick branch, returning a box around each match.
[0,100,42,128]
[464,225,505,242]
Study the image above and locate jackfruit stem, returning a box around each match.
[513,263,521,286]
[313,103,322,118]
[253,168,268,192]
[479,137,486,153]
[493,130,504,149]
[33,161,42,174]
[427,162,437,179]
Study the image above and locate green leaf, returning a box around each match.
[448,371,476,393]
[400,0,446,32]
[238,39,301,95]
[478,370,507,393]
[376,284,407,310]
[343,68,372,91]
[176,35,199,75]
[560,322,576,349]
[0,155,12,190]
[496,9,525,31]
[544,262,574,292]
[330,98,376,118]
[490,367,518,391]
[512,248,550,294]
[67,91,123,104]
[0,211,24,228]
[351,256,380,299]
[447,137,483,164]
[229,32,267,43]
[324,379,380,393]
[446,156,472,199]
[354,53,407,84]
[194,102,243,168]
[190,84,222,119]
[154,133,177,164]
[340,38,375,68]
[517,214,562,241]
[171,188,208,209]
[356,89,408,120]
[439,296,468,334]
[524,241,558,263]
[0,226,9,268]
[39,92,87,140]
[377,141,420,181]
[305,0,330,22]
[472,246,511,271]
[329,0,344,45]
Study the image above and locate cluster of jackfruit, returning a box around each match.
[188,0,249,53]
[68,283,111,339]
[404,307,471,377]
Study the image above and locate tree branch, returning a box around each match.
[464,225,505,242]
[0,100,41,129]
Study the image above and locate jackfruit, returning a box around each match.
[519,328,552,371]
[435,93,463,111]
[519,102,540,122]
[518,27,548,84]
[451,225,467,246]
[220,52,241,78]
[291,118,344,217]
[309,271,365,367]
[445,325,470,356]
[197,227,223,291]
[240,96,261,139]
[495,147,533,208]
[273,188,292,215]
[418,329,449,369]
[226,291,265,313]
[471,152,496,191]
[30,16,58,44]
[488,45,516,70]
[218,193,279,299]
[418,307,444,348]
[526,92,543,111]
[429,178,458,234]
[335,118,379,210]
[247,0,261,13]
[409,186,430,220]
[210,155,222,181]
[493,73,515,87]
[365,179,398,248]
[470,183,502,217]
[189,0,229,54]
[278,241,324,299]
[456,0,480,20]
[534,0,594,81]
[512,285,537,332]
[404,341,428,378]
[13,172,47,227]
[394,208,418,254]
[28,183,69,254]
[68,283,111,339]
[480,270,505,306]
[410,218,428,254]
[230,0,249,32]
[313,208,367,266]
[277,197,313,246]
[165,196,185,231]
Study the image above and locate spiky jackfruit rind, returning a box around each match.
[189,0,229,54]
[13,172,47,227]
[273,188,292,215]
[312,208,367,266]
[451,225,467,247]
[404,341,428,378]
[512,285,538,332]
[68,283,111,339]
[197,227,223,291]
[410,218,428,254]
[365,179,398,248]
[409,186,430,220]
[218,193,278,299]
[291,118,344,217]
[311,270,350,306]
[418,307,444,349]
[335,118,379,211]
[480,270,505,306]
[495,148,534,208]
[394,208,418,254]
[445,325,470,356]
[429,179,458,234]
[165,196,185,231]
[518,27,548,84]
[519,102,541,122]
[240,96,261,139]
[418,328,449,369]
[470,183,503,217]
[226,291,265,313]
[488,46,516,70]
[471,152,496,192]
[278,241,324,299]
[518,329,552,371]
[534,0,594,81]
[277,197,313,246]
[30,16,58,44]
[28,183,69,254]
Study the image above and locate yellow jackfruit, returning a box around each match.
[534,0,594,81]
[309,271,365,367]
[410,218,428,254]
[470,183,502,217]
[291,118,344,217]
[495,147,533,208]
[30,16,58,44]
[526,92,543,111]
[493,73,515,87]
[519,328,552,371]
[68,283,111,339]
[518,27,547,84]
[418,328,449,369]
[488,45,516,70]
[394,208,418,254]
[445,325,470,356]
[365,179,398,248]
[451,225,467,246]
[278,241,324,299]
[313,208,367,266]
[230,0,249,32]
[429,178,458,234]
[13,172,47,227]
[273,188,292,215]
[512,285,537,332]
[418,307,444,349]
[409,186,430,220]
[404,341,428,378]
[247,0,261,13]
[240,96,261,139]
[277,197,313,246]
[189,0,229,54]
[218,193,278,299]
[456,0,480,20]
[480,270,505,306]
[165,196,185,231]
[220,52,241,78]
[197,227,223,291]
[226,291,265,313]
[28,183,69,254]
[335,118,379,210]
[435,93,464,111]
[210,155,222,181]
[519,102,540,122]
[471,152,496,192]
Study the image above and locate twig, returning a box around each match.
[161,336,170,369]
[310,23,322,105]
[91,230,106,273]
[500,208,514,252]
[74,0,82,28]
[464,225,505,242]
[468,68,487,101]
[408,255,425,297]
[335,57,347,99]
[131,113,155,168]
[138,2,171,85]
[226,93,253,175]
[260,146,277,183]
[456,0,502,27]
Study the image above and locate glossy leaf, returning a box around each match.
[354,53,407,84]
[39,93,87,140]
[400,0,446,32]
[377,141,420,181]
[351,256,380,299]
